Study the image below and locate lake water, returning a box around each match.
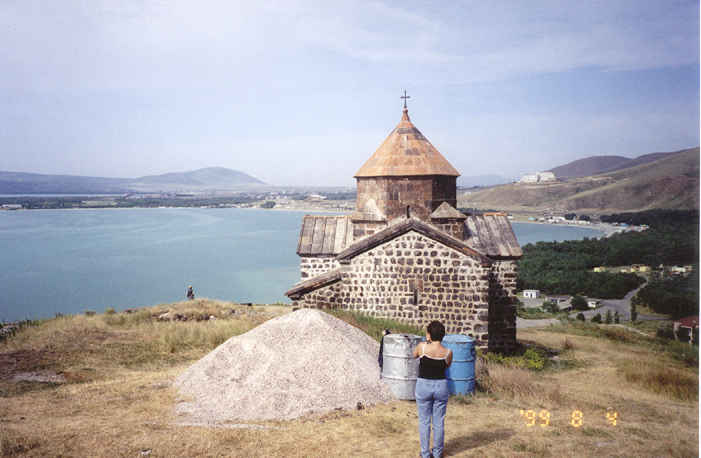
[0,208,601,321]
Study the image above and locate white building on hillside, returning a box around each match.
[523,289,540,299]
[520,172,556,183]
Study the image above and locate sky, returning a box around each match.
[0,0,698,186]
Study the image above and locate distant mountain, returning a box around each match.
[460,147,699,213]
[0,171,130,194]
[547,149,686,178]
[133,167,264,187]
[457,174,512,188]
[0,167,265,194]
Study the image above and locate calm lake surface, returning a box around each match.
[0,208,601,321]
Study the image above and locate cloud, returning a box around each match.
[0,1,696,91]
[0,1,697,184]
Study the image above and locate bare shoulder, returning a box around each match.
[412,342,425,358]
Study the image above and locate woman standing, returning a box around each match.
[413,321,452,458]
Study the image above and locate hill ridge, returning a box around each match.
[547,147,696,178]
[460,147,699,213]
[0,167,264,194]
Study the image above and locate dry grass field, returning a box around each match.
[1,300,698,457]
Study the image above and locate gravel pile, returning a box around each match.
[174,309,393,423]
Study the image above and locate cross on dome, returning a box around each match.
[400,90,411,109]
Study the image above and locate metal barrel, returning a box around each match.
[381,333,424,400]
[442,334,476,395]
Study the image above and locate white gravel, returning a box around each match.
[174,309,393,423]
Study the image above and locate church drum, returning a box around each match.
[381,333,424,400]
[442,334,476,395]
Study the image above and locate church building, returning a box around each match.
[285,98,522,352]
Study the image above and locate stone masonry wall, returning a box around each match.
[296,231,492,347]
[299,257,340,280]
[487,260,518,353]
[296,280,344,309]
[351,221,388,241]
[356,176,456,223]
[431,219,465,240]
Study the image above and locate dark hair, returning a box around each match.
[427,321,446,342]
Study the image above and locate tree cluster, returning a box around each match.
[633,270,699,319]
[600,209,698,227]
[517,210,698,299]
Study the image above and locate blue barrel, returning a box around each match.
[442,334,475,395]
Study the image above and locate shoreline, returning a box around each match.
[511,218,618,237]
[1,205,623,236]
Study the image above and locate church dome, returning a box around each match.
[354,107,460,178]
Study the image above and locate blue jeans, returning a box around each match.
[415,378,450,458]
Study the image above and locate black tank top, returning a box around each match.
[418,346,449,379]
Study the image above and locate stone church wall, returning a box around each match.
[355,176,456,222]
[351,221,388,240]
[295,280,344,309]
[487,260,518,353]
[295,231,495,348]
[299,257,340,280]
[431,219,465,240]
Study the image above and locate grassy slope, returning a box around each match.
[460,148,699,213]
[0,301,698,457]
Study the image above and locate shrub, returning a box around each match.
[542,301,559,314]
[614,311,620,324]
[571,295,588,311]
[521,348,546,370]
[481,347,546,371]
[84,310,96,316]
[605,309,613,324]
[105,307,116,315]
[630,303,638,322]
[656,324,675,340]
[576,313,585,321]
[591,313,602,323]
[517,306,556,319]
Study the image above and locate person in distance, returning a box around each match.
[412,321,453,458]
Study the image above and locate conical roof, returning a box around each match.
[354,108,460,178]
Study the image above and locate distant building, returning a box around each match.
[520,174,539,183]
[81,200,117,207]
[0,204,22,210]
[593,266,606,272]
[523,289,540,299]
[673,316,699,344]
[631,264,651,273]
[548,295,571,305]
[587,299,600,308]
[519,172,557,183]
[671,265,693,276]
